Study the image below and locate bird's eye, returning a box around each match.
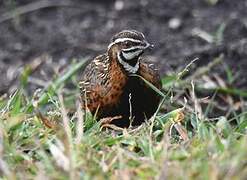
[124,41,130,46]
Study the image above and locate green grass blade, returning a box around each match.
[25,59,87,112]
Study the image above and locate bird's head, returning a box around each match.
[108,30,153,74]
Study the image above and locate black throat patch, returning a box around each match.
[119,52,140,67]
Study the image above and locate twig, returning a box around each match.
[177,57,199,80]
[185,55,223,82]
[170,55,223,92]
[128,93,134,127]
[0,0,73,23]
[191,28,214,43]
[75,101,84,144]
[0,126,13,179]
[58,93,75,179]
[190,80,204,120]
[196,87,247,98]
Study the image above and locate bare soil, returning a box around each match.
[0,0,247,94]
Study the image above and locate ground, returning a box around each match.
[0,0,247,94]
[0,0,247,179]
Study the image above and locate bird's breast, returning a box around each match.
[100,59,128,107]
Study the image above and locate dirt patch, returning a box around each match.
[0,0,247,94]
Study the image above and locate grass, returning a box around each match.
[0,58,247,180]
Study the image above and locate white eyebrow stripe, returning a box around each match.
[108,38,142,49]
[114,38,142,44]
[123,46,146,51]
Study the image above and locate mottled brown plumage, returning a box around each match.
[80,30,161,127]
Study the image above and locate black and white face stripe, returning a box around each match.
[117,52,140,74]
[108,32,152,74]
[122,49,143,60]
[122,46,146,53]
[122,40,150,61]
[108,37,150,60]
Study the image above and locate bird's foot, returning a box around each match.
[100,115,123,131]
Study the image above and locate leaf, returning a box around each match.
[157,108,184,125]
[235,117,247,133]
[20,66,32,88]
[215,136,225,152]
[214,23,226,45]
[161,75,177,89]
[216,116,232,138]
[198,123,209,140]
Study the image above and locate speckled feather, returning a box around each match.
[79,30,162,127]
[79,54,111,109]
[80,56,161,127]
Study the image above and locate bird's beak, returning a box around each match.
[145,41,154,50]
[149,43,154,49]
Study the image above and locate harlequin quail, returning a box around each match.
[79,30,161,127]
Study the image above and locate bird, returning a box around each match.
[79,30,162,127]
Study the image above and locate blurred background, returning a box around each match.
[0,0,247,95]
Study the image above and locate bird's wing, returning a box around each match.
[138,60,162,90]
[79,54,111,109]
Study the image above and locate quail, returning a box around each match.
[79,30,162,127]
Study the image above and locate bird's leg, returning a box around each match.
[100,115,122,124]
[100,115,123,130]
[100,123,124,131]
